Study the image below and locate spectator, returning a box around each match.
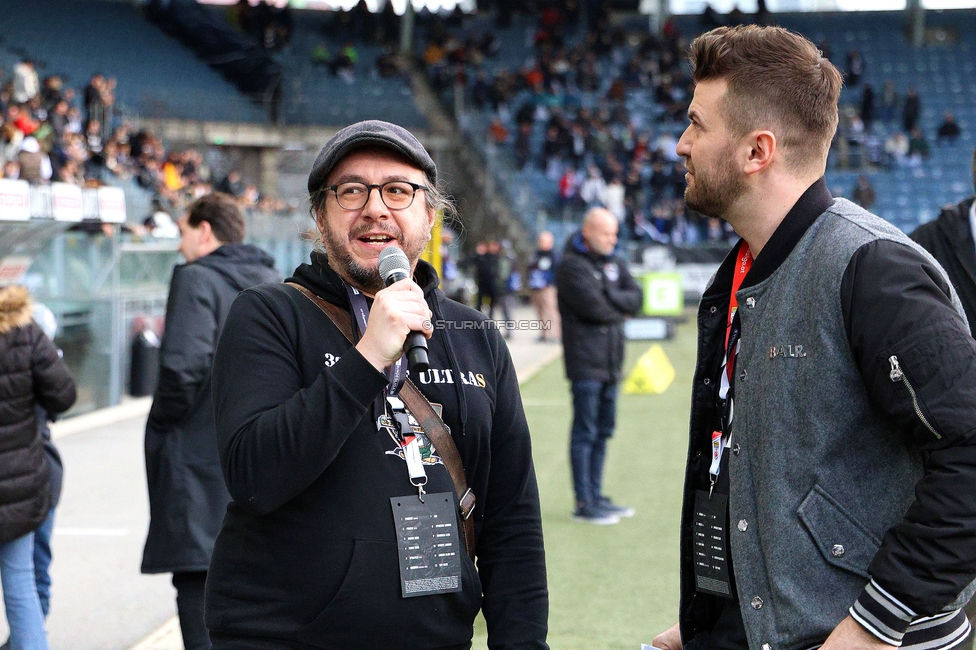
[17,137,52,185]
[84,74,106,131]
[908,144,976,640]
[845,49,863,87]
[902,86,921,133]
[885,131,910,167]
[8,105,39,137]
[556,208,642,525]
[2,160,21,179]
[64,107,82,135]
[558,167,580,210]
[527,230,561,342]
[3,302,65,645]
[84,119,103,156]
[48,101,69,141]
[495,240,519,336]
[12,59,39,104]
[852,175,876,209]
[142,193,278,650]
[216,170,245,197]
[908,126,930,165]
[473,240,500,319]
[879,80,898,123]
[860,83,875,130]
[605,175,626,229]
[580,165,608,207]
[56,159,83,186]
[39,76,64,110]
[937,112,962,145]
[909,147,976,336]
[0,284,76,650]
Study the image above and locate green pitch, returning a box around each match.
[473,314,699,649]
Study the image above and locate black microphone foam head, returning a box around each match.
[378,246,410,283]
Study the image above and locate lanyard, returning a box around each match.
[344,283,426,498]
[344,284,407,395]
[710,243,752,496]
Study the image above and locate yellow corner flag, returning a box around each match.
[623,344,676,395]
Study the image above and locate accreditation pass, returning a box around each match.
[391,492,463,598]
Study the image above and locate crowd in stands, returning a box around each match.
[835,72,965,170]
[419,3,969,248]
[0,57,290,232]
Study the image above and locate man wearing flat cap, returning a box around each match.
[205,120,549,649]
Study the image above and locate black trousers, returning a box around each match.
[172,571,210,650]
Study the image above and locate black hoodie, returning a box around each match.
[206,252,548,649]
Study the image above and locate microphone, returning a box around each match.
[378,246,430,374]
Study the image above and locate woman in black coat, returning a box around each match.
[0,284,76,649]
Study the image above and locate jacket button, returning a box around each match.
[710,306,717,314]
[703,378,710,385]
[739,369,747,381]
[831,544,845,557]
[737,519,748,532]
[751,596,764,609]
[746,297,756,309]
[732,444,741,456]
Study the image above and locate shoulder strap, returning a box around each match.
[285,282,476,559]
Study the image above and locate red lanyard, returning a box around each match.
[711,242,753,494]
[725,242,753,351]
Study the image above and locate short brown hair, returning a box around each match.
[689,25,843,171]
[186,192,245,244]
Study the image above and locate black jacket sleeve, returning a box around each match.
[556,255,636,324]
[148,264,219,430]
[30,324,76,416]
[477,329,549,649]
[211,288,390,516]
[841,239,976,624]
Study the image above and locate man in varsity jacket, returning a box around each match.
[652,26,976,650]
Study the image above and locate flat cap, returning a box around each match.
[307,120,437,195]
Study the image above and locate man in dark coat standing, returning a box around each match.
[911,148,976,338]
[141,193,279,650]
[910,147,976,643]
[556,207,643,525]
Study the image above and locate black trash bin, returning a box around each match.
[130,329,161,397]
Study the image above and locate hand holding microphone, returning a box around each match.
[355,246,432,374]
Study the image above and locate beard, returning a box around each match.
[683,143,744,219]
[320,219,431,293]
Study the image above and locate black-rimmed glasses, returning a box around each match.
[326,181,429,211]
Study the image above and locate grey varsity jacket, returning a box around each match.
[679,187,976,650]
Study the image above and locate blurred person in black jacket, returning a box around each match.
[141,193,279,650]
[906,145,976,650]
[0,285,75,650]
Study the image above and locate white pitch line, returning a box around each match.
[54,527,130,536]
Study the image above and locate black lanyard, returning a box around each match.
[343,283,407,396]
